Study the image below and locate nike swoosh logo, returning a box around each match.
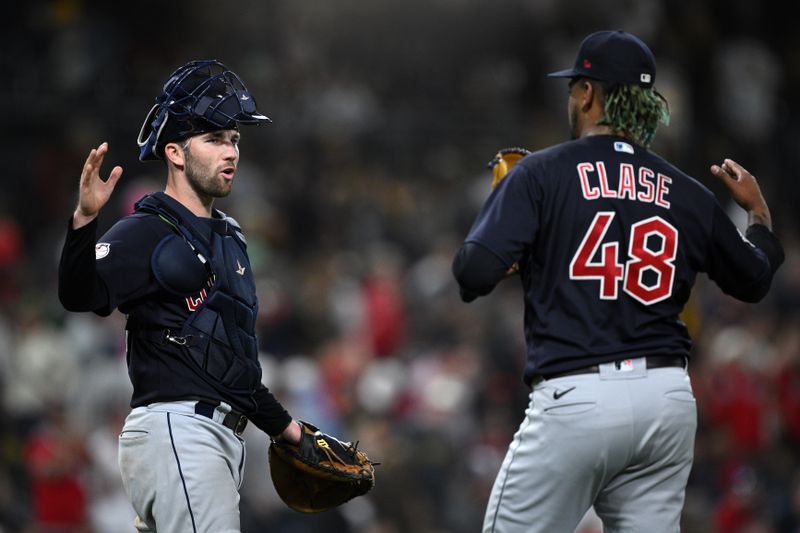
[553,386,576,400]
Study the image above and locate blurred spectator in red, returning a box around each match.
[362,275,406,357]
[361,247,407,357]
[713,465,768,533]
[774,326,800,444]
[0,215,22,305]
[702,326,772,455]
[24,406,89,533]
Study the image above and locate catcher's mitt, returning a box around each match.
[269,421,376,513]
[488,147,531,190]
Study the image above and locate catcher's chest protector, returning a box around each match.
[135,193,262,395]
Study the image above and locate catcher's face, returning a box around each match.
[182,129,240,199]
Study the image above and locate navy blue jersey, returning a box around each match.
[59,194,292,435]
[457,135,783,384]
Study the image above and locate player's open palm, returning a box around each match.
[76,142,123,222]
[710,158,766,213]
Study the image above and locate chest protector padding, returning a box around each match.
[135,193,261,395]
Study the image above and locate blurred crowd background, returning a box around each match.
[2,1,800,532]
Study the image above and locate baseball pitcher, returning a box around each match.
[453,31,784,533]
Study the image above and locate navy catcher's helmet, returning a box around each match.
[137,60,271,161]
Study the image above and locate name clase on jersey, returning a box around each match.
[577,161,671,208]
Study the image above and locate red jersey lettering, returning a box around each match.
[577,162,600,200]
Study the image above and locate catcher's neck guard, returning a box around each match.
[137,59,271,161]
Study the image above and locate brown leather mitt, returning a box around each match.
[269,421,376,513]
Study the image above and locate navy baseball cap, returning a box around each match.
[548,30,656,88]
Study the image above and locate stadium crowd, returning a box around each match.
[1,1,799,531]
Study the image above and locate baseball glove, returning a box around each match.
[269,421,376,513]
[488,147,531,190]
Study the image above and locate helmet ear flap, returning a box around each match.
[137,104,171,161]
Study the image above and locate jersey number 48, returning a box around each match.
[569,212,678,305]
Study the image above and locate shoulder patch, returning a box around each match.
[614,141,635,154]
[95,242,111,259]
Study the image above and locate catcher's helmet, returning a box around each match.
[137,60,271,161]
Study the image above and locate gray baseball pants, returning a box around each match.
[118,401,246,532]
[483,358,696,533]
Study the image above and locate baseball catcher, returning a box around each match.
[58,59,377,530]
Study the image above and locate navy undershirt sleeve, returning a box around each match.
[247,384,293,436]
[705,204,784,302]
[452,241,510,302]
[745,223,784,275]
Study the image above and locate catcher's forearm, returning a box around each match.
[279,420,302,444]
[248,385,293,436]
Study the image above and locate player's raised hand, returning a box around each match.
[710,158,771,229]
[73,142,123,228]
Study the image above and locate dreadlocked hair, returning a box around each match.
[594,81,670,147]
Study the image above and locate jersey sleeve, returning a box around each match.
[704,203,784,302]
[463,165,541,268]
[58,217,113,315]
[58,215,163,315]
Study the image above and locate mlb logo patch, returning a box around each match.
[614,141,634,154]
[640,73,651,84]
[95,242,110,259]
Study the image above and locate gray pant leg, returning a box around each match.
[483,380,601,533]
[484,363,696,533]
[594,367,696,533]
[118,403,246,533]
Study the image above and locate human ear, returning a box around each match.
[164,142,185,167]
[580,80,595,113]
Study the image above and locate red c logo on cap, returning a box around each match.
[583,59,592,68]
